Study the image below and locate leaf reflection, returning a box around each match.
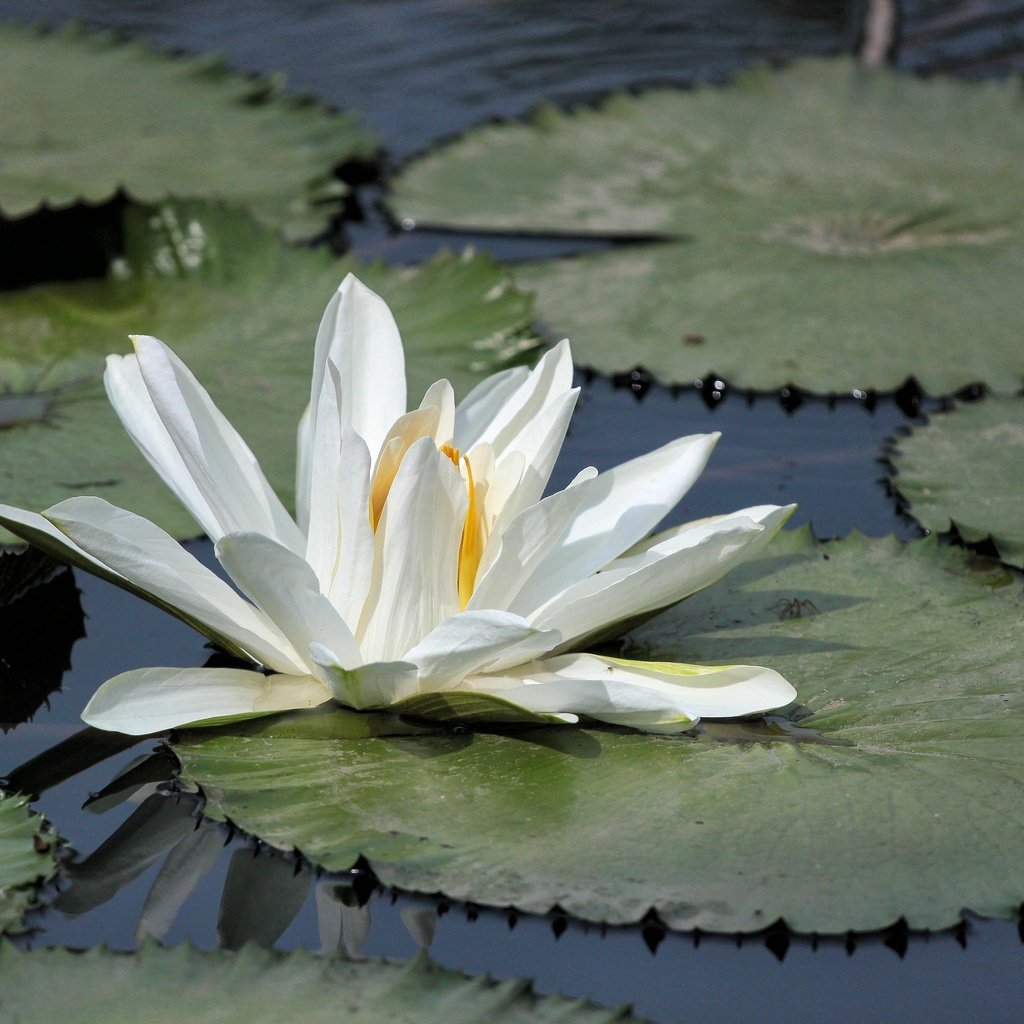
[0,548,85,730]
[52,752,436,954]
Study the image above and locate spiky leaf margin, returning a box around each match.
[391,59,1024,394]
[0,23,377,239]
[888,396,1024,568]
[0,944,641,1023]
[0,792,58,934]
[175,530,1024,934]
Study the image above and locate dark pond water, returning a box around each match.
[0,0,856,161]
[1,1,1022,1021]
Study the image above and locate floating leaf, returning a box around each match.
[0,199,537,542]
[0,945,639,1023]
[175,529,1024,934]
[888,397,1024,568]
[0,791,58,934]
[0,549,84,729]
[391,59,1024,394]
[0,23,377,239]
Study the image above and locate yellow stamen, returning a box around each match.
[368,408,443,531]
[457,454,485,610]
[367,438,487,607]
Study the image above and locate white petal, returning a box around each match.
[467,340,574,460]
[472,388,579,579]
[418,378,456,447]
[401,610,561,690]
[42,497,306,675]
[305,361,344,591]
[216,532,362,673]
[0,502,128,584]
[368,405,443,525]
[452,365,530,451]
[104,353,219,540]
[470,652,796,731]
[328,428,375,628]
[295,403,315,536]
[357,439,467,662]
[309,644,418,708]
[307,275,407,463]
[611,504,796,573]
[129,336,305,552]
[496,386,578,508]
[533,521,768,649]
[82,667,331,735]
[515,433,721,610]
[468,483,590,612]
[471,672,697,732]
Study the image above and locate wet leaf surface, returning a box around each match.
[888,396,1024,568]
[391,59,1024,395]
[0,944,642,1023]
[175,529,1024,934]
[0,23,377,239]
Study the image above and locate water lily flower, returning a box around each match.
[0,276,796,736]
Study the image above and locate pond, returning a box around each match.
[1,2,1022,1021]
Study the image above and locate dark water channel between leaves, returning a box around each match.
[1,1,1022,1021]
[2,379,1019,1024]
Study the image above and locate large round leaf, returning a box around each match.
[390,59,1024,395]
[174,529,1024,934]
[0,945,639,1023]
[0,791,58,934]
[513,238,1024,396]
[888,397,1024,568]
[0,199,537,541]
[0,23,377,239]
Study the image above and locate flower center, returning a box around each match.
[442,445,486,610]
[370,441,487,610]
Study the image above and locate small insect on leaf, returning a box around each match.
[771,597,819,621]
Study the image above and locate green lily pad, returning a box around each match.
[391,59,1024,395]
[174,529,1024,934]
[0,198,537,542]
[0,23,377,239]
[0,945,639,1023]
[888,397,1024,568]
[0,791,58,934]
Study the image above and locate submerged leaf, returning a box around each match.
[0,199,537,542]
[0,23,377,238]
[0,791,58,935]
[175,529,1024,934]
[888,397,1024,568]
[0,945,641,1023]
[391,59,1024,394]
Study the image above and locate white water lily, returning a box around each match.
[0,276,796,736]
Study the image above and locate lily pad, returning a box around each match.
[888,397,1024,568]
[391,59,1024,395]
[175,529,1024,934]
[0,23,377,239]
[0,198,537,542]
[0,945,639,1023]
[0,791,58,934]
